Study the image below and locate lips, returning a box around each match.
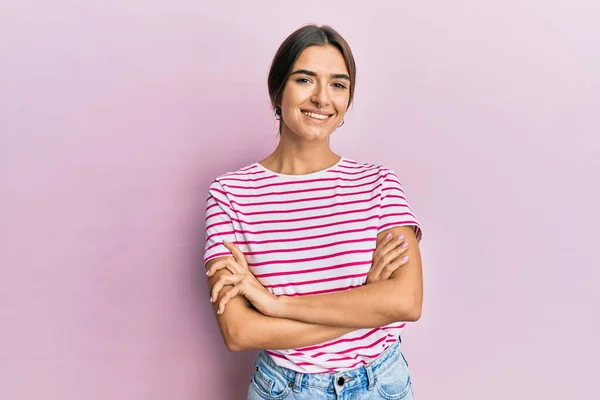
[301,109,333,121]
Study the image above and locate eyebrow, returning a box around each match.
[290,69,351,81]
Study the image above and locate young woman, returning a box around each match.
[204,24,423,400]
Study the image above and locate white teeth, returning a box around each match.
[302,111,329,120]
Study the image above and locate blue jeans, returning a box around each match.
[247,339,414,400]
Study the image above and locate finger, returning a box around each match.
[376,231,394,248]
[379,255,410,280]
[223,241,249,270]
[370,242,409,282]
[376,243,410,270]
[211,274,244,303]
[217,284,242,315]
[373,233,396,262]
[206,259,233,277]
[207,258,244,277]
[373,234,406,265]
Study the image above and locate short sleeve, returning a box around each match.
[203,180,237,265]
[378,170,423,242]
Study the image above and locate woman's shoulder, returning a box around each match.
[214,162,261,182]
[207,161,272,196]
[337,157,395,177]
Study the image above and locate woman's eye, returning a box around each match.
[296,78,311,84]
[333,83,347,89]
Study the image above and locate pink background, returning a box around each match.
[1,1,599,399]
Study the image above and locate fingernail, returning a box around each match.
[386,233,392,239]
[402,242,408,247]
[210,296,213,302]
[398,234,404,240]
[216,309,221,315]
[205,270,209,275]
[402,256,409,261]
[222,240,229,244]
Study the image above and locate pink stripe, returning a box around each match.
[383,323,407,330]
[205,226,377,246]
[205,220,231,231]
[381,204,410,210]
[380,213,416,220]
[266,351,288,360]
[206,251,230,260]
[379,211,414,219]
[220,165,261,176]
[254,261,371,279]
[328,166,383,175]
[337,164,375,171]
[334,336,388,355]
[218,175,277,183]
[204,227,376,252]
[208,195,234,210]
[287,284,362,297]
[205,201,219,211]
[205,211,227,220]
[244,238,375,256]
[326,350,385,363]
[378,221,418,231]
[228,185,383,207]
[344,360,369,369]
[295,328,380,352]
[264,273,368,289]
[221,176,388,198]
[210,215,379,237]
[339,161,375,167]
[220,170,381,190]
[382,194,407,201]
[226,204,381,226]
[249,249,373,267]
[382,186,405,194]
[228,195,380,216]
[312,336,387,357]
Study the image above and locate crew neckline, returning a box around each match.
[254,156,345,179]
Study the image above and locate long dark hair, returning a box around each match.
[268,25,357,121]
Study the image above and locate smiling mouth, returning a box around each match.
[301,110,333,120]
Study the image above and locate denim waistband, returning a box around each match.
[254,338,404,394]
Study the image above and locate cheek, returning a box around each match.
[281,83,308,106]
[332,93,350,112]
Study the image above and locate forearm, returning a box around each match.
[276,278,421,328]
[224,302,356,351]
[275,228,423,328]
[212,283,355,351]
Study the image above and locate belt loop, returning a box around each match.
[364,363,376,391]
[293,372,303,393]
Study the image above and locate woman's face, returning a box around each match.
[279,45,351,141]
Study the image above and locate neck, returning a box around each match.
[260,127,340,175]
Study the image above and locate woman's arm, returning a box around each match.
[207,258,355,352]
[273,226,423,328]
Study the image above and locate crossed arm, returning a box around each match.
[206,225,422,352]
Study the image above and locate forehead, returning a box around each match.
[292,45,349,75]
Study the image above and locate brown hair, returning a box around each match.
[268,24,357,118]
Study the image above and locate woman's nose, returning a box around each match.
[312,84,330,108]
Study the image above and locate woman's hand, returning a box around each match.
[207,241,280,316]
[367,232,410,284]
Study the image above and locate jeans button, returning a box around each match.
[337,377,345,386]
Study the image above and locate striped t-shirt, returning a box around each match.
[203,157,422,373]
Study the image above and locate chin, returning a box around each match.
[299,124,335,138]
[300,129,332,140]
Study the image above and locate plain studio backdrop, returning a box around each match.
[1,1,598,399]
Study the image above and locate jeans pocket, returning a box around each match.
[375,351,412,400]
[250,362,292,400]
